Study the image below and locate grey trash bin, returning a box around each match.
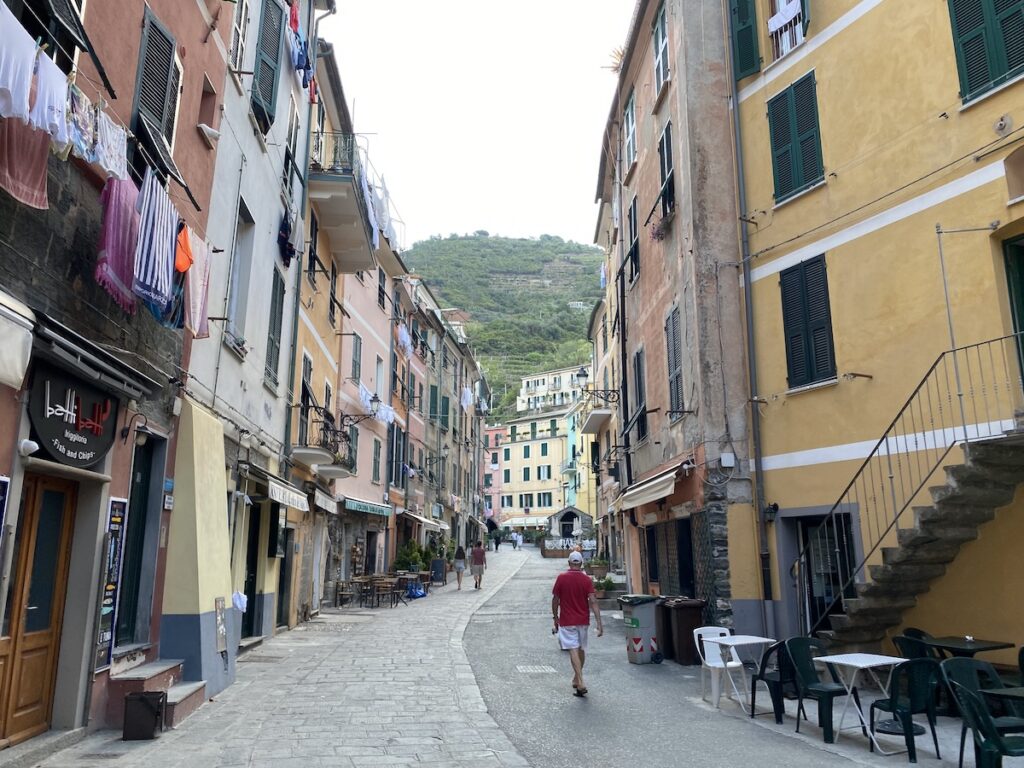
[617,594,662,664]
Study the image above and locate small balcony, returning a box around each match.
[560,459,577,476]
[291,406,340,467]
[308,132,376,273]
[768,0,805,61]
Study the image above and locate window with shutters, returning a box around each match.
[623,92,637,169]
[503,446,510,461]
[251,0,284,133]
[349,426,359,467]
[328,260,338,326]
[264,267,285,389]
[523,445,531,459]
[628,196,640,281]
[633,349,649,441]
[441,395,450,429]
[519,493,534,508]
[541,442,549,457]
[133,9,181,177]
[948,0,1024,101]
[501,495,513,508]
[324,379,332,414]
[375,356,384,398]
[665,306,684,418]
[767,72,824,202]
[539,492,553,507]
[282,96,300,195]
[523,467,531,482]
[307,212,319,286]
[230,0,251,73]
[653,4,670,95]
[377,267,387,310]
[350,333,362,382]
[658,122,675,218]
[298,353,312,445]
[539,465,552,481]
[780,255,836,387]
[372,439,382,483]
[730,0,761,80]
[503,468,511,484]
[768,0,809,61]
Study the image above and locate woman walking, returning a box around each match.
[470,540,487,589]
[453,545,466,590]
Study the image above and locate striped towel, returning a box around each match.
[132,168,178,307]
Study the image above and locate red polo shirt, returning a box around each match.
[552,569,594,627]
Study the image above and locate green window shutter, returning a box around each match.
[136,11,176,134]
[803,257,837,381]
[524,445,530,459]
[767,89,795,199]
[801,0,811,34]
[252,0,283,130]
[792,73,824,189]
[264,268,284,386]
[994,0,1024,78]
[351,335,362,381]
[730,0,760,80]
[949,0,995,98]
[780,256,835,387]
[349,426,358,465]
[372,439,381,483]
[666,307,683,414]
[429,385,438,421]
[441,396,450,428]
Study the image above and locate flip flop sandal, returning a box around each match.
[573,688,587,697]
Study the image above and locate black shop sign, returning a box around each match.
[28,362,118,468]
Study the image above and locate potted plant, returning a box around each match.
[593,576,615,599]
[588,558,610,579]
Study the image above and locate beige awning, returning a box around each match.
[0,289,33,390]
[402,509,440,531]
[618,465,681,510]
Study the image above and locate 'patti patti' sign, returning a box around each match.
[29,362,118,468]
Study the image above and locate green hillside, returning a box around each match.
[403,233,604,420]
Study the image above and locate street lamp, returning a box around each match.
[424,444,450,466]
[575,367,619,404]
[338,394,381,429]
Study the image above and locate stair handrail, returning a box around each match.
[792,332,1024,636]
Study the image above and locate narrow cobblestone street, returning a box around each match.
[23,546,952,768]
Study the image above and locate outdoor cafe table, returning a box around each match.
[981,687,1024,703]
[814,652,905,755]
[919,636,1015,658]
[701,634,774,714]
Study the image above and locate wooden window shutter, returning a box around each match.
[265,268,285,386]
[767,88,795,199]
[730,0,760,80]
[136,11,176,134]
[801,0,811,34]
[994,0,1024,77]
[780,264,809,386]
[949,0,995,98]
[252,0,284,130]
[792,73,824,189]
[666,307,683,413]
[803,257,836,381]
[429,385,438,421]
[441,395,450,429]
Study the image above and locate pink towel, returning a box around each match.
[184,227,211,339]
[95,177,140,313]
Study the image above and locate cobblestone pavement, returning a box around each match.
[35,550,531,768]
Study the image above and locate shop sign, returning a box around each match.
[29,362,118,468]
[268,477,309,511]
[344,498,391,517]
[95,497,128,670]
[313,488,335,513]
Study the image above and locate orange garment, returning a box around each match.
[174,224,193,272]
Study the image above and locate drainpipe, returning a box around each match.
[283,0,337,482]
[726,3,773,638]
[383,289,397,572]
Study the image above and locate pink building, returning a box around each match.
[481,425,505,524]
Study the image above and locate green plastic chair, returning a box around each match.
[868,658,941,763]
[949,682,1024,768]
[785,637,866,744]
[941,658,1024,768]
[903,627,947,660]
[894,636,953,715]
[750,640,802,724]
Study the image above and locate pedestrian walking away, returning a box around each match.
[552,550,603,697]
[453,545,466,590]
[494,533,501,551]
[470,540,487,589]
[511,533,518,550]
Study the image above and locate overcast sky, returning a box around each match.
[323,2,636,250]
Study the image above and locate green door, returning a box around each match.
[1004,238,1024,370]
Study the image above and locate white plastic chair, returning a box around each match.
[694,626,746,707]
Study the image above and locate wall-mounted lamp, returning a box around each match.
[338,394,381,429]
[574,367,619,404]
[764,502,779,523]
[121,412,149,445]
[18,439,40,457]
[424,444,450,465]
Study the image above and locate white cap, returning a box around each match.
[568,551,584,565]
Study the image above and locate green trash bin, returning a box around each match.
[617,594,661,664]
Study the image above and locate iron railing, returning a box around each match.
[794,333,1024,636]
[297,404,341,454]
[310,131,357,174]
[560,459,577,475]
[769,7,804,61]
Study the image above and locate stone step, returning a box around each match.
[961,442,1024,468]
[106,659,184,727]
[165,681,206,728]
[844,596,917,614]
[914,504,996,527]
[930,479,1016,507]
[829,611,903,631]
[869,562,946,583]
[856,579,931,598]
[822,622,888,644]
[958,461,1024,486]
[882,543,960,566]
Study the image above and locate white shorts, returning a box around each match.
[558,625,589,650]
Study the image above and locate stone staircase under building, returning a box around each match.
[794,334,1024,650]
[822,432,1024,647]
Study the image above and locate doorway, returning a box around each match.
[364,530,378,574]
[1003,237,1024,368]
[675,518,696,598]
[276,527,293,628]
[242,508,262,638]
[797,514,856,632]
[0,475,76,745]
[116,439,158,647]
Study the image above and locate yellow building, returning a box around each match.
[731,0,1024,658]
[498,409,572,531]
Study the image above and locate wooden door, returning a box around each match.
[0,475,76,746]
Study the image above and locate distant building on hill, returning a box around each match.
[516,365,586,413]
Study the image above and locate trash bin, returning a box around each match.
[123,691,166,740]
[664,597,707,665]
[617,594,662,664]
[654,597,678,662]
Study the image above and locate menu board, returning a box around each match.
[95,497,128,670]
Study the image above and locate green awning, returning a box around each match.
[344,497,391,517]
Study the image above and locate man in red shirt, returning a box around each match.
[551,551,603,696]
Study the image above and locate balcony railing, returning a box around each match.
[560,459,577,475]
[311,131,358,175]
[769,3,804,61]
[297,405,340,453]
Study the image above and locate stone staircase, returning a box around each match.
[822,430,1024,648]
[106,659,207,730]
